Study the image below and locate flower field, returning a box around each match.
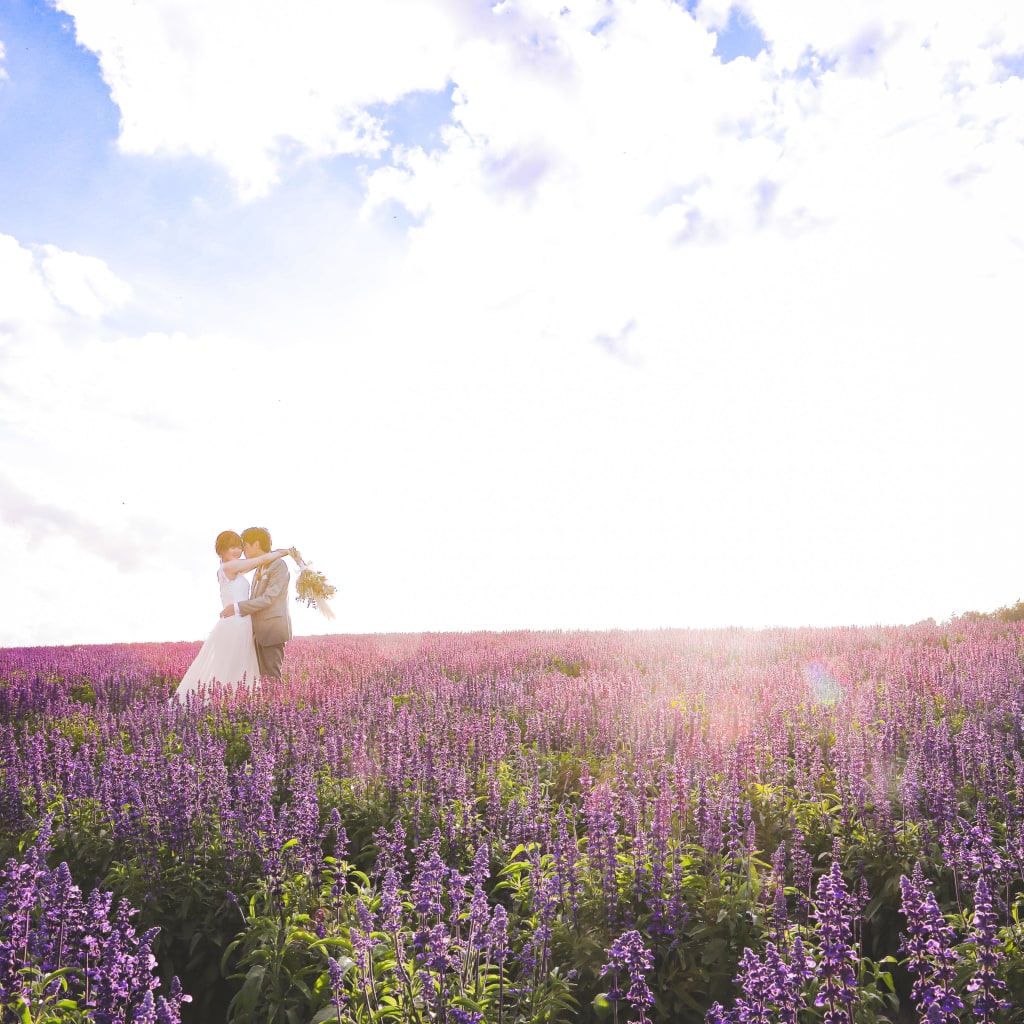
[2,621,1024,1023]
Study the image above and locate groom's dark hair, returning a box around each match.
[241,527,272,553]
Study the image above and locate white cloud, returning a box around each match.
[40,245,132,317]
[738,0,1024,74]
[0,473,155,572]
[55,0,467,198]
[0,234,61,334]
[1,234,134,444]
[0,233,130,327]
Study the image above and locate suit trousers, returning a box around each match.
[257,642,285,683]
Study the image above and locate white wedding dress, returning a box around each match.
[175,567,261,700]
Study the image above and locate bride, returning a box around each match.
[174,530,294,701]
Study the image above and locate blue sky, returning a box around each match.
[2,0,1023,645]
[0,2,119,246]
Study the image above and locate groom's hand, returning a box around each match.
[220,605,235,618]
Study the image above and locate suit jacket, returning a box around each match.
[238,557,293,647]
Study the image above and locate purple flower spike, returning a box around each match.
[489,903,509,966]
[132,990,158,1024]
[727,941,811,1024]
[966,876,1010,1022]
[601,929,655,1024]
[705,1001,732,1024]
[450,1010,484,1024]
[326,955,349,1019]
[812,861,859,1024]
[380,867,403,934]
[898,864,962,1023]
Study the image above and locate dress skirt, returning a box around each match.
[175,613,261,700]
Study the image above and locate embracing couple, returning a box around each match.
[174,527,302,701]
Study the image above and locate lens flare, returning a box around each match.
[803,660,842,705]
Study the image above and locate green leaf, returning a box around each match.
[227,964,266,1021]
[308,1008,341,1024]
[452,994,486,1012]
[290,975,315,1001]
[370,1009,406,1022]
[316,952,356,975]
[702,937,728,965]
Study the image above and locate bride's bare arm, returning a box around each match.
[221,548,291,580]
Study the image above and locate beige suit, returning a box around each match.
[238,557,292,680]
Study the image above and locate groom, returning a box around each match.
[220,526,292,683]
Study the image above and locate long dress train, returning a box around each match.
[175,567,260,700]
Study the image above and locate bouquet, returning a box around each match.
[290,548,337,619]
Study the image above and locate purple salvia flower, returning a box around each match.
[724,803,743,862]
[720,941,810,1024]
[410,832,446,919]
[554,807,581,928]
[351,898,378,996]
[468,884,491,952]
[132,990,158,1024]
[898,863,962,1023]
[449,1009,484,1024]
[447,865,469,919]
[372,818,407,881]
[601,929,655,1024]
[417,968,443,1017]
[356,898,376,933]
[585,783,620,926]
[763,941,809,1024]
[380,867,403,934]
[731,946,776,1024]
[327,856,349,907]
[470,843,490,889]
[790,829,813,926]
[321,806,348,857]
[661,856,689,949]
[326,956,349,1019]
[811,861,859,1024]
[425,920,458,973]
[489,903,509,966]
[705,1002,732,1024]
[329,950,350,991]
[39,860,81,976]
[966,804,1004,881]
[155,977,191,1024]
[789,936,815,985]
[763,842,789,944]
[966,876,1010,1022]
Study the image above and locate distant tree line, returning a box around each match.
[960,599,1024,623]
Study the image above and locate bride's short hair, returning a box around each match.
[241,526,272,553]
[215,530,242,555]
